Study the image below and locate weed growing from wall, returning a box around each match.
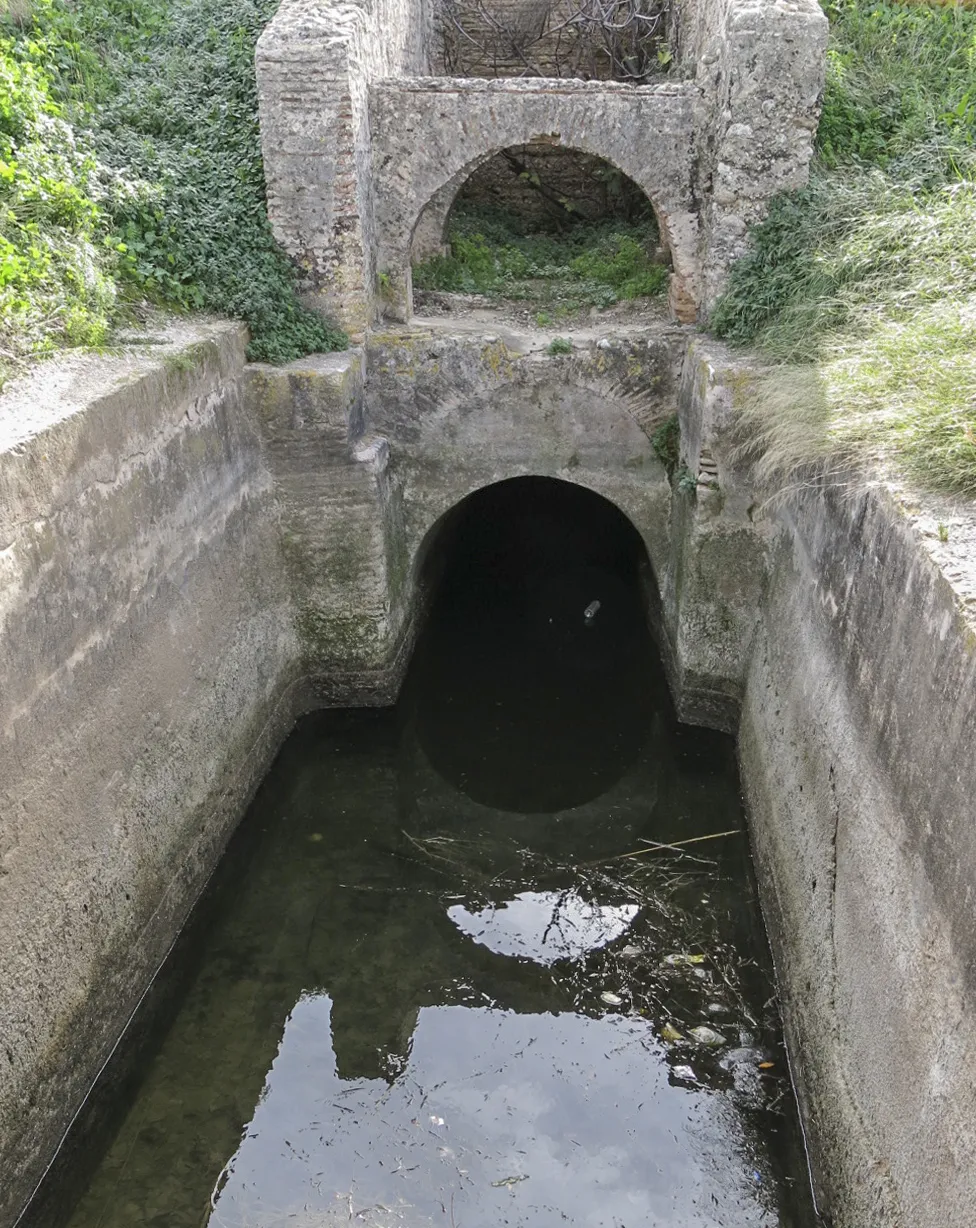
[0,0,345,387]
[711,0,976,495]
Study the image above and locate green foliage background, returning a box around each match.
[413,203,668,314]
[711,0,976,495]
[1,0,345,388]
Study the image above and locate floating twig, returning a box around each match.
[583,828,741,866]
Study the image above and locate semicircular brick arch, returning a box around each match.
[370,78,699,323]
[410,142,675,275]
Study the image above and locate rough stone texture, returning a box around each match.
[256,0,826,329]
[452,142,663,231]
[683,0,828,310]
[363,319,689,642]
[0,323,304,1227]
[654,339,770,730]
[371,77,698,321]
[256,0,436,334]
[246,351,407,704]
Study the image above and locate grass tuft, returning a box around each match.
[711,0,976,496]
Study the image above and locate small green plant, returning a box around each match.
[547,336,572,355]
[651,414,680,477]
[675,464,698,496]
[937,521,950,543]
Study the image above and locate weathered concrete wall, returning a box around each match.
[6,314,976,1228]
[362,320,689,642]
[654,340,770,730]
[673,340,976,1226]
[245,352,407,705]
[0,323,306,1226]
[740,480,976,1228]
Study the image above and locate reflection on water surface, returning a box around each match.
[56,479,817,1228]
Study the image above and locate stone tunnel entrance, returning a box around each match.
[405,476,660,811]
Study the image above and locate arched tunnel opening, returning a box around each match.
[411,141,671,327]
[402,477,666,812]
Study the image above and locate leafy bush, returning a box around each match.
[1,0,344,386]
[711,0,976,495]
[413,203,667,312]
[0,33,118,382]
[547,336,573,355]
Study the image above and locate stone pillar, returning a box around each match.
[246,352,405,704]
[256,2,377,337]
[689,0,828,314]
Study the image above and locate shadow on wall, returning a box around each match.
[403,476,662,812]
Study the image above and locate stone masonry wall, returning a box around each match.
[256,0,436,335]
[370,77,698,320]
[257,0,827,330]
[688,0,828,310]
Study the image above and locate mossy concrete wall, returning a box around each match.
[676,339,976,1227]
[362,320,688,633]
[740,480,976,1228]
[0,323,303,1226]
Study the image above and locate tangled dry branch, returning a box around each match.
[441,0,674,82]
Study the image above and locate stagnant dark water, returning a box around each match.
[47,479,818,1228]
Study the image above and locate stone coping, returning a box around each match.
[375,74,695,95]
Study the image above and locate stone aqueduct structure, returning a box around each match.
[5,4,976,1228]
[256,0,828,330]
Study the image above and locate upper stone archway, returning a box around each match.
[256,0,827,335]
[371,79,698,322]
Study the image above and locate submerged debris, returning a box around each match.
[491,1174,529,1189]
[689,1026,727,1048]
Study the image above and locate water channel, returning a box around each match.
[46,478,818,1228]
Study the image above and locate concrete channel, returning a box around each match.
[1,316,974,1226]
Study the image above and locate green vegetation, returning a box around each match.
[413,203,668,316]
[547,336,573,355]
[712,0,976,495]
[1,0,344,389]
[651,413,680,476]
